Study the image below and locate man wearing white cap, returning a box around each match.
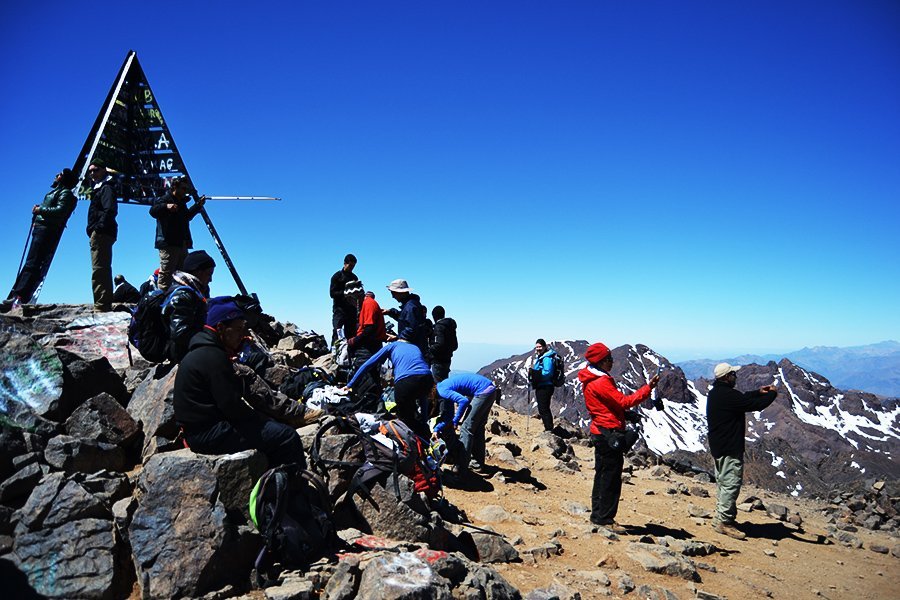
[384,279,429,357]
[706,363,778,540]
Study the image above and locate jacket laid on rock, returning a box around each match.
[579,366,652,434]
[174,328,257,428]
[86,176,118,239]
[163,271,208,363]
[34,185,76,229]
[706,380,777,459]
[149,191,202,249]
[531,350,557,389]
[429,317,458,363]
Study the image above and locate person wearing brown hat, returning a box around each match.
[578,342,659,532]
[2,169,78,311]
[706,363,778,540]
[163,250,216,363]
[85,160,118,312]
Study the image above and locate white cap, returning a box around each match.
[714,363,741,379]
[386,279,413,293]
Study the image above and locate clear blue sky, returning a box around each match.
[2,1,898,370]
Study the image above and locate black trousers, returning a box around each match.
[591,434,625,523]
[534,386,555,431]
[184,415,306,468]
[431,361,451,382]
[393,373,433,439]
[8,224,64,302]
[332,305,358,342]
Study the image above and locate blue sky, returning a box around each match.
[2,1,898,371]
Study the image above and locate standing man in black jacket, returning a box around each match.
[329,254,358,343]
[2,168,78,311]
[85,161,117,312]
[149,177,205,290]
[428,305,458,381]
[174,297,305,467]
[706,362,778,540]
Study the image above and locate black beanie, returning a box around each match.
[183,250,216,273]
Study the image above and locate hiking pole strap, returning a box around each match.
[198,205,249,296]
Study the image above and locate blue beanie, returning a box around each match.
[206,296,244,327]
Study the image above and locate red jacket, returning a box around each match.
[579,366,652,434]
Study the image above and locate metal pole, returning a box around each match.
[197,205,249,297]
[16,220,34,281]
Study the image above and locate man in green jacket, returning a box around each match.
[2,168,77,310]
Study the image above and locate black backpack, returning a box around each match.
[278,367,334,401]
[248,464,337,575]
[551,353,565,387]
[127,285,196,363]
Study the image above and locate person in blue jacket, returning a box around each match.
[529,338,558,432]
[345,340,433,439]
[434,373,498,472]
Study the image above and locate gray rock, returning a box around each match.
[44,434,126,473]
[112,496,137,532]
[315,431,365,500]
[323,556,361,600]
[15,476,109,534]
[697,591,726,600]
[431,553,521,600]
[693,472,713,483]
[64,392,140,447]
[649,466,668,477]
[129,450,255,598]
[351,474,432,543]
[657,536,717,557]
[688,504,712,519]
[12,517,130,599]
[469,531,520,563]
[56,349,128,421]
[634,584,681,600]
[356,552,451,599]
[265,574,315,600]
[126,364,179,460]
[525,582,581,599]
[477,505,512,523]
[869,544,889,554]
[562,501,590,517]
[0,331,65,423]
[208,449,268,523]
[0,463,45,504]
[689,486,710,498]
[766,503,789,521]
[76,470,132,505]
[613,570,635,594]
[522,542,562,562]
[626,542,700,581]
[574,570,611,586]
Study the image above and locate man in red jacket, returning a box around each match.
[579,342,659,532]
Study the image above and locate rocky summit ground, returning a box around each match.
[441,406,899,600]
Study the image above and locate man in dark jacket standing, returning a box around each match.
[149,177,205,290]
[706,362,778,540]
[174,297,305,467]
[329,254,359,343]
[2,168,78,310]
[428,306,458,381]
[385,279,429,358]
[85,161,117,312]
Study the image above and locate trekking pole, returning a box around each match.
[197,203,250,296]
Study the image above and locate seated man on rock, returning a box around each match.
[174,297,306,467]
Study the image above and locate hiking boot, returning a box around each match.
[591,519,627,535]
[713,520,747,540]
[300,407,324,425]
[0,299,13,313]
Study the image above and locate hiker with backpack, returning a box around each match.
[148,177,206,291]
[2,168,78,312]
[579,342,659,533]
[384,279,430,359]
[433,373,498,472]
[329,254,359,343]
[174,297,306,467]
[343,339,433,439]
[529,338,563,432]
[164,250,216,363]
[428,306,458,382]
[706,362,778,540]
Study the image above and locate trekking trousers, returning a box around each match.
[431,361,451,382]
[184,415,306,469]
[89,231,115,309]
[714,454,744,524]
[534,386,554,431]
[157,245,188,290]
[459,387,497,466]
[392,373,433,440]
[591,433,625,523]
[9,223,64,302]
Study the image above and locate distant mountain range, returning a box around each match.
[479,341,899,497]
[676,340,900,397]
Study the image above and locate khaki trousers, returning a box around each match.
[89,231,115,309]
[158,245,188,290]
[714,454,744,524]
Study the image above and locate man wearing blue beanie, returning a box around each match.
[173,297,306,467]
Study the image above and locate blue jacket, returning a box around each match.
[531,350,557,388]
[347,341,431,389]
[434,373,496,433]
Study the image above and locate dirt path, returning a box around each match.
[443,407,898,599]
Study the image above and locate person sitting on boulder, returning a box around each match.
[165,250,215,363]
[112,274,141,303]
[174,297,306,468]
[433,373,498,473]
[344,339,433,439]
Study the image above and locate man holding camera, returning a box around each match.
[706,363,778,540]
[578,342,659,532]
